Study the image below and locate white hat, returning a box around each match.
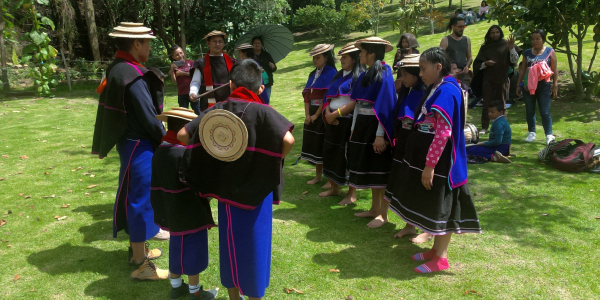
[109,22,156,39]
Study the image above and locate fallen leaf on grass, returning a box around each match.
[346,296,354,300]
[57,216,67,221]
[329,269,340,273]
[302,191,308,195]
[44,172,50,175]
[464,290,480,295]
[83,172,90,176]
[19,193,24,196]
[61,204,70,208]
[0,178,4,181]
[516,164,523,167]
[29,288,34,292]
[590,189,595,192]
[67,189,72,193]
[284,288,304,294]
[20,155,29,159]
[78,179,82,182]
[71,167,83,172]
[13,274,20,282]
[54,215,61,219]
[42,194,56,199]
[0,219,6,227]
[7,210,12,214]
[88,184,99,189]
[90,174,96,178]
[1,155,8,158]
[24,195,31,199]
[81,145,86,148]
[7,244,12,247]
[541,213,549,216]
[16,171,22,174]
[595,216,600,220]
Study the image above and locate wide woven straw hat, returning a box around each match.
[236,43,253,51]
[155,108,198,122]
[309,44,334,57]
[204,30,228,40]
[109,22,156,39]
[198,109,248,162]
[355,37,393,53]
[171,107,195,113]
[338,42,360,55]
[398,54,421,68]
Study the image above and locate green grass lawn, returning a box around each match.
[1,3,600,299]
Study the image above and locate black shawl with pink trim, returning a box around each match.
[91,59,164,158]
[181,97,294,210]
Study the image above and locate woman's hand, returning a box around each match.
[508,35,515,49]
[421,166,434,190]
[325,109,339,124]
[268,62,275,69]
[485,60,496,67]
[304,115,311,125]
[551,84,558,98]
[373,136,387,154]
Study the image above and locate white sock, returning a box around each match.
[189,284,200,294]
[170,277,182,288]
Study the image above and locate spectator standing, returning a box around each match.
[253,36,278,103]
[440,17,473,87]
[169,45,198,114]
[516,29,558,144]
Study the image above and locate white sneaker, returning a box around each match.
[546,135,555,145]
[505,103,512,109]
[152,228,170,241]
[525,132,536,142]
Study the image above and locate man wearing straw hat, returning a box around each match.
[92,22,169,281]
[189,30,235,111]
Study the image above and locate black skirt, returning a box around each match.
[322,116,352,185]
[384,124,411,202]
[387,130,482,235]
[347,114,392,189]
[301,102,326,164]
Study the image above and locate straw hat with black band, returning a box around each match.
[308,44,335,57]
[155,109,198,122]
[397,54,420,68]
[109,22,156,39]
[337,42,360,56]
[355,37,394,53]
[203,30,228,40]
[236,43,253,51]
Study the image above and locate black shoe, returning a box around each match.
[170,282,190,300]
[189,286,218,300]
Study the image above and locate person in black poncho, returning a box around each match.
[91,22,169,281]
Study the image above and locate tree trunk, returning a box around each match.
[0,0,9,92]
[180,0,186,52]
[171,0,180,46]
[152,0,175,49]
[449,0,452,8]
[83,0,100,61]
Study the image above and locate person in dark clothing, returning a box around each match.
[92,22,168,281]
[252,36,277,103]
[190,31,235,111]
[440,16,472,87]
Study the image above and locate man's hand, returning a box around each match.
[508,35,516,50]
[485,60,496,67]
[189,94,198,102]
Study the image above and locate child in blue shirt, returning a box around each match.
[467,100,512,163]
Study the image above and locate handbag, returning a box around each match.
[550,139,596,173]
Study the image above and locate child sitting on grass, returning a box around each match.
[467,100,512,163]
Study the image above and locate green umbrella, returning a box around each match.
[236,25,294,63]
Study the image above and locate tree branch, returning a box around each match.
[589,41,598,73]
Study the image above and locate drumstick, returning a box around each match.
[192,82,231,100]
[465,144,477,148]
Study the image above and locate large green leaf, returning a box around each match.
[36,0,49,5]
[22,44,37,54]
[29,32,46,46]
[40,17,55,30]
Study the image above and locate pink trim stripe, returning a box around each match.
[201,192,256,210]
[431,105,453,127]
[351,98,376,103]
[114,139,140,229]
[228,205,243,295]
[150,186,191,193]
[180,236,185,274]
[185,143,202,149]
[169,224,217,236]
[125,62,143,76]
[247,147,282,158]
[99,102,127,113]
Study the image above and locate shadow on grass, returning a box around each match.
[274,194,439,280]
[277,61,315,75]
[27,243,168,299]
[72,203,125,244]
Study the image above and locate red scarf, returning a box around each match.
[203,52,233,87]
[96,50,144,94]
[228,87,264,104]
[161,130,185,145]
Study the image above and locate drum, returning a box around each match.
[464,123,479,144]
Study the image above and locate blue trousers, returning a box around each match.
[114,138,160,242]
[523,82,552,135]
[466,143,510,160]
[169,230,209,275]
[218,193,273,298]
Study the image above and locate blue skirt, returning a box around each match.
[218,193,273,298]
[466,143,510,160]
[114,138,160,242]
[169,230,209,275]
